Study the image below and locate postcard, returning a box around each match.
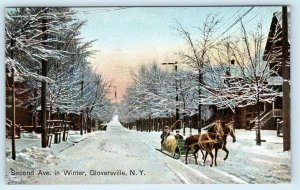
[5,6,290,184]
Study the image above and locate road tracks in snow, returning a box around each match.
[159,152,248,184]
[209,168,248,184]
[182,156,249,184]
[162,156,216,184]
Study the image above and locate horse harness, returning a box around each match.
[186,132,225,149]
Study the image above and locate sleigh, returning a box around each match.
[156,135,181,159]
[156,135,196,160]
[156,120,200,159]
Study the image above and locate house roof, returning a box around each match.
[263,11,290,61]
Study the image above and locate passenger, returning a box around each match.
[175,130,183,140]
[160,126,171,144]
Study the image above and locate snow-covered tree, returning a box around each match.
[203,21,281,112]
[5,7,113,122]
[119,63,175,123]
[118,62,205,127]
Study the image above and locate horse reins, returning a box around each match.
[185,132,224,149]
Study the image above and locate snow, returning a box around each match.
[5,129,101,184]
[5,118,290,184]
[6,147,59,184]
[22,131,40,139]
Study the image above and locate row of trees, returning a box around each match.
[5,8,113,150]
[119,14,282,134]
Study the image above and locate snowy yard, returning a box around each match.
[6,119,290,184]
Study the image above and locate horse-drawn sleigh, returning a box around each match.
[156,135,183,159]
[157,120,236,167]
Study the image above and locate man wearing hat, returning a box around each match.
[175,130,183,140]
[160,126,171,144]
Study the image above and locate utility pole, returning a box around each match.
[175,64,179,129]
[182,79,186,136]
[86,106,90,133]
[114,86,117,99]
[282,6,290,151]
[41,9,48,148]
[80,80,84,135]
[33,88,38,132]
[198,68,202,134]
[162,62,180,129]
[10,36,16,160]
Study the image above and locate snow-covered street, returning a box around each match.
[4,6,293,186]
[6,117,290,184]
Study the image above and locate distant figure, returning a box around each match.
[175,130,183,140]
[102,124,107,131]
[160,126,171,144]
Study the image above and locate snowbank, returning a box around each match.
[6,147,59,184]
[22,132,41,139]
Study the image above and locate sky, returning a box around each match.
[73,6,282,102]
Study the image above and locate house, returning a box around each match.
[262,11,290,132]
[6,68,34,128]
[209,11,290,131]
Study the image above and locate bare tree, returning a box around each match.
[173,14,220,132]
[202,21,282,144]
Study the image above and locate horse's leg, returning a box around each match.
[198,143,205,160]
[214,148,218,166]
[223,145,229,161]
[209,151,214,167]
[193,146,199,165]
[200,148,205,160]
[185,147,190,164]
[203,150,208,165]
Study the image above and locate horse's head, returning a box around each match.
[214,120,225,138]
[224,122,236,143]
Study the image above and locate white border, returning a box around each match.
[1,1,299,190]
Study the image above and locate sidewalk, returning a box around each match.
[6,130,101,155]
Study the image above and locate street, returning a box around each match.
[25,118,214,184]
[6,117,290,184]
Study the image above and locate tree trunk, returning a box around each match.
[41,12,48,148]
[256,95,261,146]
[10,38,16,159]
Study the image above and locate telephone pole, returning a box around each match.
[80,80,84,135]
[41,9,48,148]
[198,68,202,134]
[10,36,16,160]
[282,6,290,151]
[114,86,117,99]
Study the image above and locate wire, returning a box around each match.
[207,7,254,49]
[75,7,129,15]
[213,7,245,38]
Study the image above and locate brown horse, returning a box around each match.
[185,121,236,167]
[198,132,223,167]
[184,121,223,166]
[184,134,204,165]
[203,121,236,166]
